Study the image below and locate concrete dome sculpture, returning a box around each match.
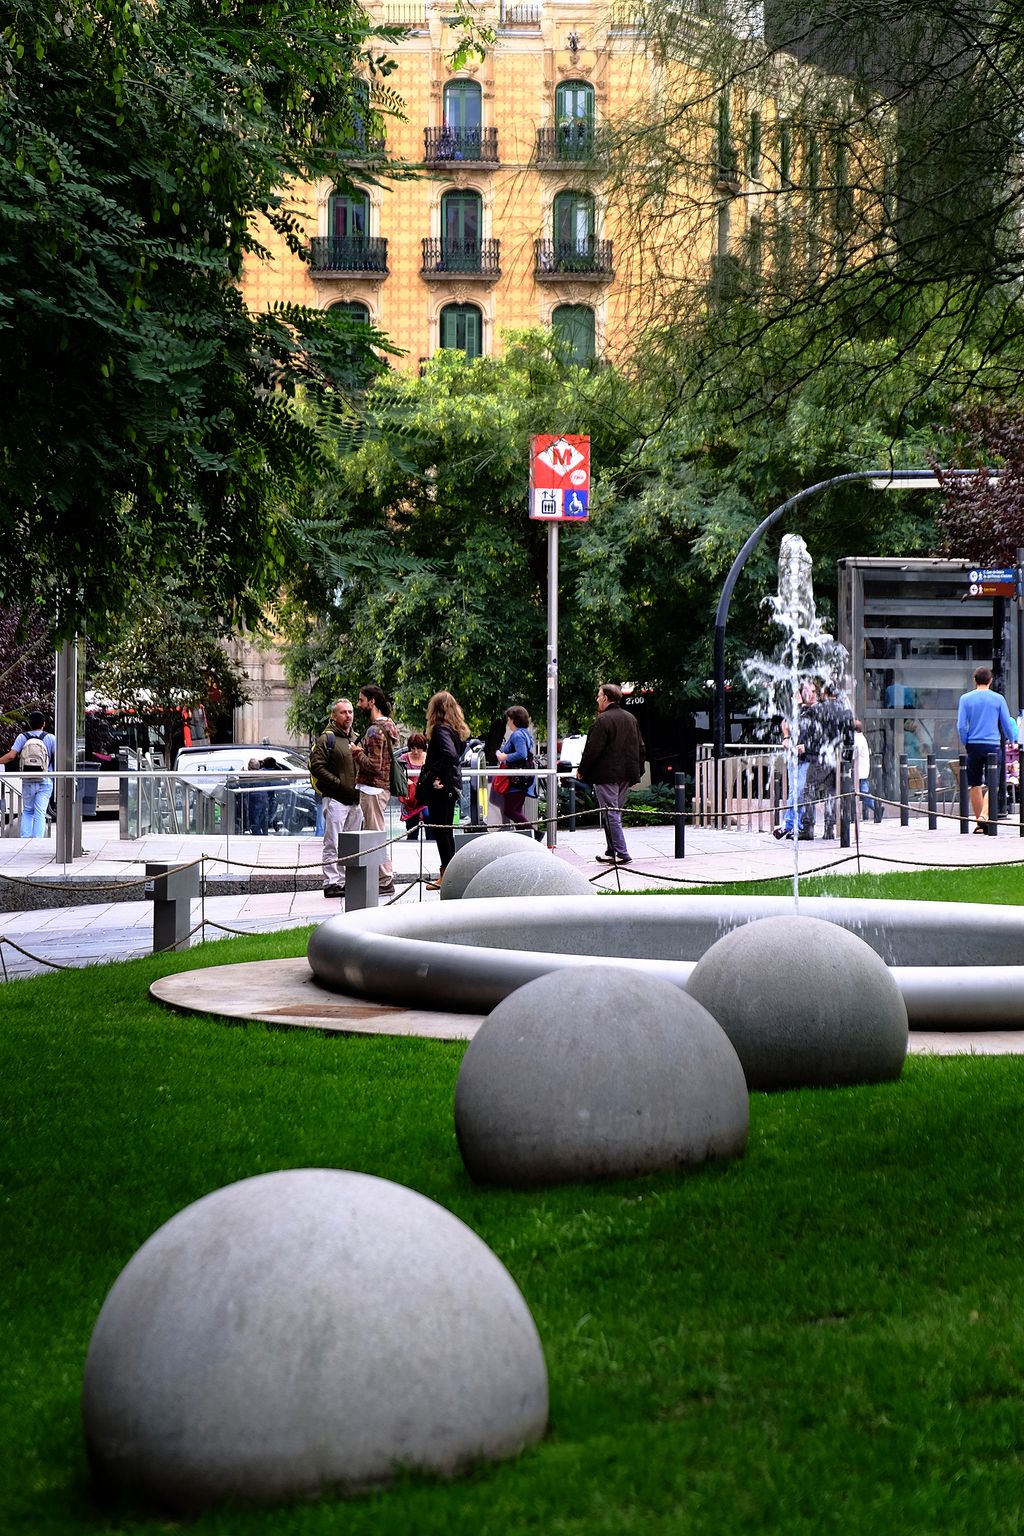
[82,1169,548,1513]
[686,914,909,1091]
[463,851,595,901]
[440,830,545,900]
[455,966,749,1186]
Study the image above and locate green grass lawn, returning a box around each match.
[2,875,1024,1535]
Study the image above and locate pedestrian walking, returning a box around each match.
[415,691,469,889]
[577,683,645,864]
[956,666,1018,832]
[0,710,56,838]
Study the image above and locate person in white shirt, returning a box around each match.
[852,719,876,821]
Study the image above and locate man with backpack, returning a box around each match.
[309,699,362,898]
[0,710,57,837]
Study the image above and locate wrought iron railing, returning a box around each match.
[420,237,501,277]
[499,1,541,24]
[534,238,614,278]
[535,124,597,164]
[308,236,389,274]
[424,126,499,165]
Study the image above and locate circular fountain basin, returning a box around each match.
[307,895,1024,1031]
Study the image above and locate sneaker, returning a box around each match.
[596,852,631,864]
[323,884,343,898]
[772,828,786,840]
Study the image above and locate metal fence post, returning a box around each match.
[146,862,201,953]
[959,753,970,833]
[839,762,852,847]
[985,753,999,835]
[926,754,937,831]
[899,753,909,827]
[674,773,686,858]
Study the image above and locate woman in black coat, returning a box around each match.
[415,690,470,889]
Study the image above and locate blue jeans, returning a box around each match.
[858,777,874,817]
[21,776,52,837]
[782,761,808,834]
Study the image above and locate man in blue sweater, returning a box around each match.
[956,667,1018,832]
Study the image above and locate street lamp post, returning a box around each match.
[711,467,985,761]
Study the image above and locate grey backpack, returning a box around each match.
[19,733,50,773]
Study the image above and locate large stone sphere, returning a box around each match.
[82,1169,548,1513]
[463,851,595,901]
[441,829,545,900]
[455,965,748,1186]
[686,914,908,1091]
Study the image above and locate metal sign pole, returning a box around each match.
[546,521,559,849]
[54,638,78,863]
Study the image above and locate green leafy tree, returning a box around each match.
[88,580,250,751]
[604,0,1024,416]
[280,334,640,737]
[0,0,402,642]
[0,610,54,754]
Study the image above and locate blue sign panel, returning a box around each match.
[563,488,588,519]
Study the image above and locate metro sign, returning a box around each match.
[529,433,590,521]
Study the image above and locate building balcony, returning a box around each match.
[424,127,499,167]
[498,1,541,27]
[308,236,389,277]
[535,125,598,168]
[534,239,614,281]
[420,238,501,280]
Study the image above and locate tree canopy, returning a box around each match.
[279,327,955,737]
[0,0,401,642]
[279,334,641,738]
[604,0,1024,418]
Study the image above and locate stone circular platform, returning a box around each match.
[149,956,1024,1055]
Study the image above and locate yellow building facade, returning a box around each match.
[242,0,754,371]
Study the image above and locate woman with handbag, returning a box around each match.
[416,691,470,890]
[494,705,536,827]
[398,733,428,839]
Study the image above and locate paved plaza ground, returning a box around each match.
[1,807,1022,985]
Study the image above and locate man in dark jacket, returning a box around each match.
[309,698,361,898]
[577,683,646,864]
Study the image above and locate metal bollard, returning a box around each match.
[674,773,686,859]
[899,754,910,828]
[927,754,937,831]
[959,753,970,833]
[985,754,999,835]
[336,829,387,909]
[839,763,852,847]
[146,862,200,953]
[566,777,577,832]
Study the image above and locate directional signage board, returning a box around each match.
[529,434,590,521]
[967,566,1018,599]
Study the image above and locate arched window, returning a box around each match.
[441,189,482,271]
[553,190,595,266]
[330,301,371,325]
[554,80,594,160]
[444,79,481,130]
[328,187,369,241]
[552,305,595,366]
[440,78,483,160]
[439,303,482,359]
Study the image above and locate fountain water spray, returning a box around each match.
[742,534,850,906]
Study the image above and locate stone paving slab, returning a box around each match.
[3,814,1024,981]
